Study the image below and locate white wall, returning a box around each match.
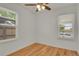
[0,3,35,56]
[36,4,78,51]
[77,4,79,52]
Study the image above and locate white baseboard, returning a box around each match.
[6,42,35,56]
[37,42,77,51]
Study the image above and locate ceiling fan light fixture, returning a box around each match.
[36,4,41,11]
[24,3,51,12]
[42,5,45,10]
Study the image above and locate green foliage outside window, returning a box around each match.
[59,24,65,32]
[0,9,16,20]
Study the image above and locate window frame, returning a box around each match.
[57,13,75,40]
[0,7,17,43]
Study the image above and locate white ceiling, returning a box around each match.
[48,3,75,8]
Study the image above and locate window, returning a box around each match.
[58,14,74,40]
[0,7,16,41]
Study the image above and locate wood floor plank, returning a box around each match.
[36,46,50,56]
[28,44,45,56]
[50,47,58,56]
[8,43,78,56]
[56,48,65,56]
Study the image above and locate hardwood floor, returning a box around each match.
[8,43,78,56]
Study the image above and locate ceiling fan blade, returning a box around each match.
[24,4,36,6]
[44,5,51,10]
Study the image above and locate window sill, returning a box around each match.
[58,36,73,41]
[0,38,15,43]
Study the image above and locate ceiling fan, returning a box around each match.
[24,3,51,12]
